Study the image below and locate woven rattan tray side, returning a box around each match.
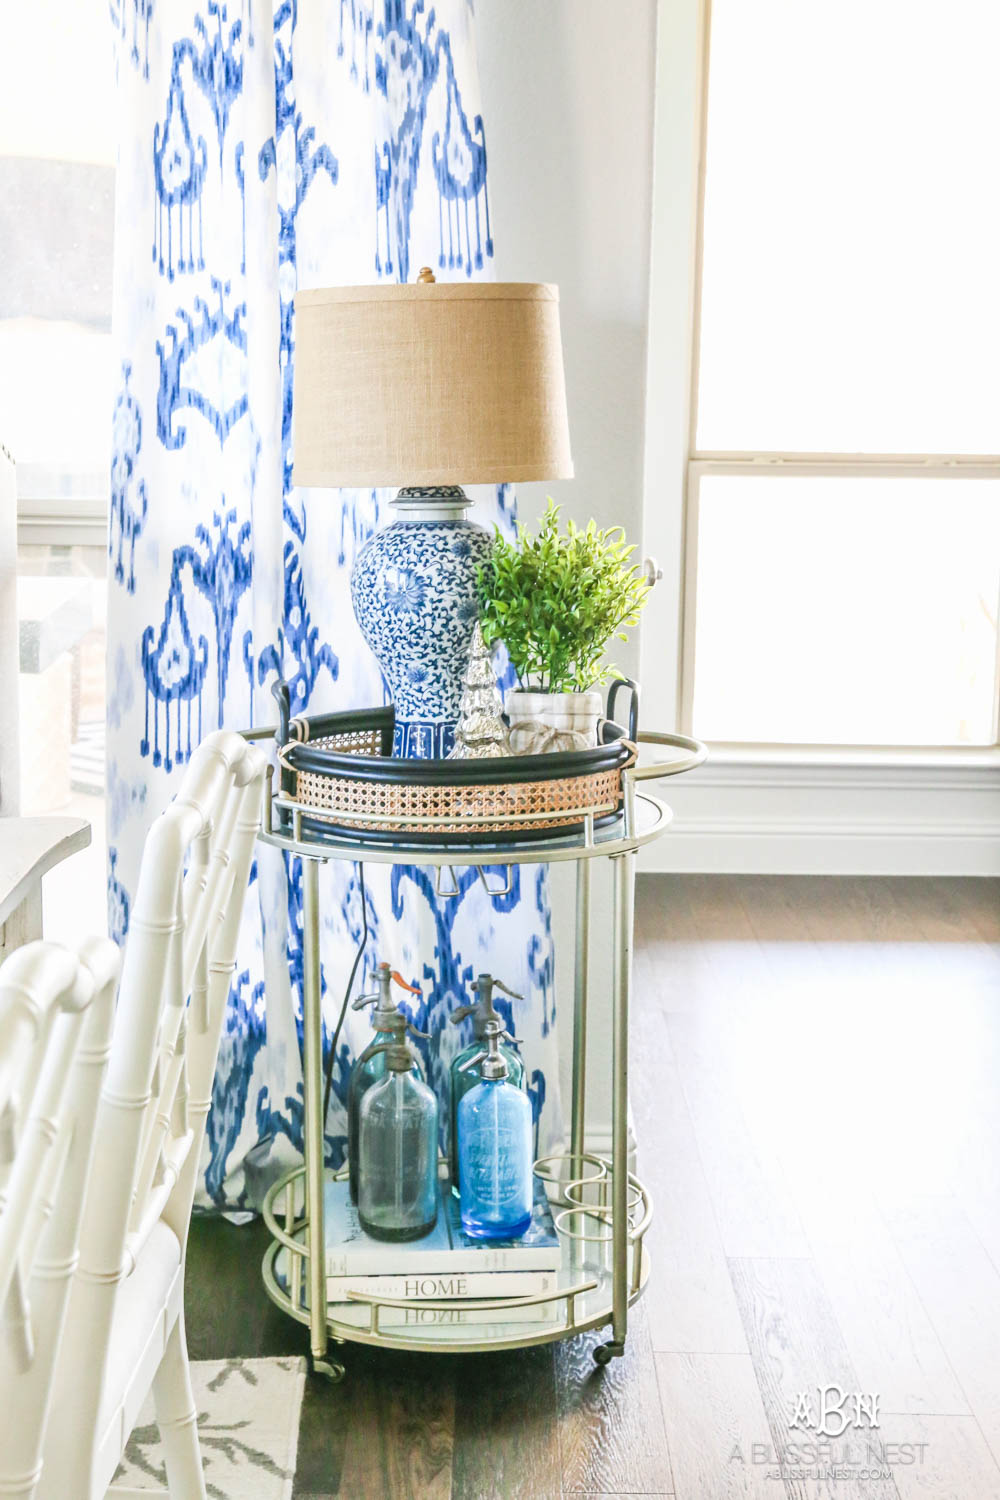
[291,760,624,835]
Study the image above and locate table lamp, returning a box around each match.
[292,270,573,759]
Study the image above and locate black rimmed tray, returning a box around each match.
[271,680,639,848]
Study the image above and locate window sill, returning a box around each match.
[666,742,1000,794]
[17,496,107,548]
[698,743,1000,772]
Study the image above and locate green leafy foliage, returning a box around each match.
[476,499,650,693]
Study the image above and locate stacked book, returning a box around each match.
[322,1175,564,1330]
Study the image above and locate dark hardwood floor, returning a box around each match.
[185,875,1000,1499]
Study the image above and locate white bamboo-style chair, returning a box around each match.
[37,730,265,1500]
[0,937,122,1499]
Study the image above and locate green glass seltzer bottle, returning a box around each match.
[347,962,425,1203]
[358,1040,439,1242]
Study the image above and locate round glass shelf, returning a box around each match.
[260,1158,651,1355]
[262,1233,649,1354]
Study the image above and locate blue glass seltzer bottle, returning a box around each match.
[457,1018,533,1241]
[449,973,524,1194]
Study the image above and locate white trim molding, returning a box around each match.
[640,754,1000,874]
[639,0,706,730]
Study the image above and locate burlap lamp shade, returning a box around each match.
[292,280,573,488]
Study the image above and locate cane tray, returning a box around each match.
[270,679,640,847]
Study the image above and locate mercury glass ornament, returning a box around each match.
[448,623,512,759]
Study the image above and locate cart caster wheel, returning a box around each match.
[593,1340,624,1367]
[308,1355,345,1383]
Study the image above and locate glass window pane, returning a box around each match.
[0,4,114,495]
[17,543,107,940]
[691,476,1000,745]
[697,0,1000,454]
[0,5,115,164]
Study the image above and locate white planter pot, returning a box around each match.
[506,689,603,754]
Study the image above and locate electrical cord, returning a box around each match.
[322,861,368,1130]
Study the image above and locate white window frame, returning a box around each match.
[640,0,1000,873]
[17,495,107,550]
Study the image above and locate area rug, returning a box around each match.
[113,1356,305,1500]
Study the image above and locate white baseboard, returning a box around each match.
[643,820,1000,875]
[548,1127,637,1177]
[639,757,1000,875]
[582,1125,637,1163]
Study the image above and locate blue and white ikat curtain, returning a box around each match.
[107,0,562,1211]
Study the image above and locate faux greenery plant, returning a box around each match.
[476,499,650,694]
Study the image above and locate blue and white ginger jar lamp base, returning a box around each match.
[351,486,493,759]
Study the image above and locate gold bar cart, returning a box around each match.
[251,728,706,1381]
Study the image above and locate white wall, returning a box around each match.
[477,0,657,619]
[477,0,658,1152]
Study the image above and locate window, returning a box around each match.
[2,5,115,938]
[16,542,108,940]
[685,0,1000,748]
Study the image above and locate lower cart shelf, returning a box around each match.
[261,1154,652,1355]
